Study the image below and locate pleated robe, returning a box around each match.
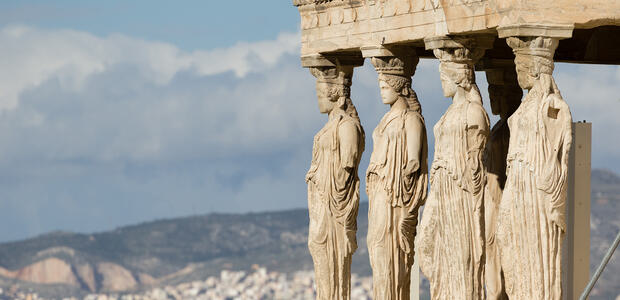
[417,100,489,300]
[306,110,364,300]
[497,89,572,300]
[366,107,428,300]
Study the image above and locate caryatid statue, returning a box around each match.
[496,36,572,300]
[366,51,428,300]
[417,37,491,300]
[481,60,522,300]
[305,62,365,300]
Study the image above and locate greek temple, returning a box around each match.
[293,0,620,299]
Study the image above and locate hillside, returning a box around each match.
[0,169,618,299]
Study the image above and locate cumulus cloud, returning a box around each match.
[0,26,307,163]
[0,25,301,111]
[0,25,314,241]
[0,25,617,242]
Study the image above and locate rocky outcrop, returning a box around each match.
[0,257,142,293]
[0,257,80,286]
[96,262,137,292]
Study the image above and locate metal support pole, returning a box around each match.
[564,122,592,300]
[580,231,620,300]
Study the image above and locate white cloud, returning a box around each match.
[0,25,618,242]
[0,25,318,241]
[0,25,300,111]
[0,26,308,163]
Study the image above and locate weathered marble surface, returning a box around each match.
[365,51,428,300]
[496,35,573,300]
[306,63,365,300]
[417,36,490,300]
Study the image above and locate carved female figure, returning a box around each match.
[306,64,365,300]
[366,55,428,300]
[482,64,522,300]
[497,36,572,300]
[417,46,489,300]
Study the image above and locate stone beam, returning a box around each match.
[292,0,618,58]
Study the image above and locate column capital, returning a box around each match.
[424,35,494,66]
[424,35,495,51]
[301,53,364,68]
[360,45,416,59]
[361,45,419,78]
[497,24,574,39]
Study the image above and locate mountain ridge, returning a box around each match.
[0,169,617,298]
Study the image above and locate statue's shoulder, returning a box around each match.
[404,109,425,129]
[545,93,569,109]
[465,102,489,130]
[337,115,362,134]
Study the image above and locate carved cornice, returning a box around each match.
[293,0,333,7]
[294,0,362,8]
[497,24,574,39]
[301,53,364,68]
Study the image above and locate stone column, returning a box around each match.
[478,59,523,300]
[302,54,365,300]
[495,25,574,300]
[416,36,492,300]
[361,46,428,300]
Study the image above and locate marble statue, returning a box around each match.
[482,62,522,300]
[497,36,572,300]
[417,41,490,300]
[366,54,428,300]
[305,63,365,300]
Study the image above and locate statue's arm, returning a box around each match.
[541,95,573,230]
[404,114,423,176]
[338,120,361,173]
[465,104,490,195]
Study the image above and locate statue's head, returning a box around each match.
[485,66,523,117]
[378,73,411,105]
[309,65,352,114]
[371,55,420,110]
[433,46,482,98]
[508,36,558,90]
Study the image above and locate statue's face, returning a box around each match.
[440,71,457,98]
[379,79,399,105]
[316,82,336,114]
[488,85,503,116]
[515,59,534,90]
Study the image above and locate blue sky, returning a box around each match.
[0,1,618,242]
[0,1,300,50]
